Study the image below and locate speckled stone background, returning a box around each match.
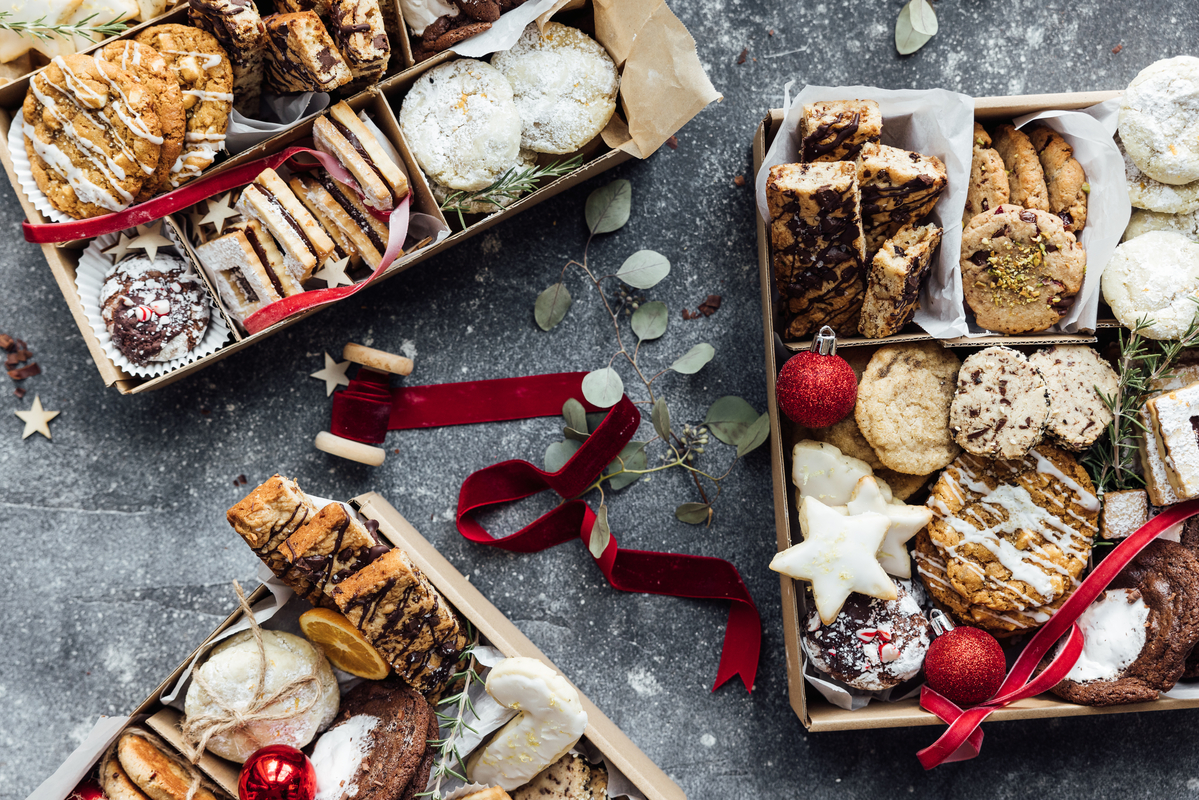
[5,2,1199,798]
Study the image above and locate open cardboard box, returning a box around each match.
[755,91,1199,731]
[1,0,717,393]
[29,491,685,800]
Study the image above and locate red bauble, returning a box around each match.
[924,626,1006,707]
[68,779,105,800]
[239,745,317,800]
[776,326,857,428]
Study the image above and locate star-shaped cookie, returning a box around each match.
[14,395,59,440]
[310,353,351,395]
[846,476,931,579]
[770,495,896,624]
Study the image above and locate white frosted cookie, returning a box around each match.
[1102,230,1199,340]
[950,346,1050,460]
[1028,345,1118,451]
[0,0,80,62]
[1120,135,1199,213]
[1120,56,1199,185]
[490,22,619,155]
[430,148,536,213]
[399,59,523,192]
[1124,208,1199,244]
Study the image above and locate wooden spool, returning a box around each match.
[315,431,386,466]
[343,343,414,376]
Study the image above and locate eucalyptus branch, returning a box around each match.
[0,11,128,43]
[440,155,583,227]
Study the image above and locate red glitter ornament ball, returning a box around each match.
[67,779,105,800]
[776,326,857,428]
[924,626,1006,707]
[239,745,317,800]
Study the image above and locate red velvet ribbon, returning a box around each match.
[917,498,1199,768]
[330,370,763,691]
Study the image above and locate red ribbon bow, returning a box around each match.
[917,498,1199,768]
[331,369,762,691]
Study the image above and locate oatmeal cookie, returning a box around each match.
[949,346,1050,460]
[964,122,1009,223]
[1027,124,1087,233]
[960,204,1086,334]
[1102,230,1199,340]
[1119,56,1199,185]
[1028,345,1118,451]
[855,342,961,476]
[992,124,1050,211]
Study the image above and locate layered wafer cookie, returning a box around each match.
[188,0,264,116]
[195,229,284,326]
[289,174,362,267]
[857,142,948,255]
[329,0,389,89]
[767,161,868,338]
[800,99,881,163]
[313,101,409,210]
[263,11,352,93]
[315,172,392,268]
[281,501,390,604]
[235,168,335,282]
[226,474,319,597]
[331,547,468,694]
[228,219,306,297]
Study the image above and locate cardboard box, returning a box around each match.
[29,491,685,800]
[754,92,1199,731]
[1,0,717,393]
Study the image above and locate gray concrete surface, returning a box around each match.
[4,1,1199,797]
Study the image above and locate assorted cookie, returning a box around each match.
[406,0,532,62]
[99,252,212,366]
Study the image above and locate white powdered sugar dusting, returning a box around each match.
[1149,382,1199,496]
[1101,231,1199,341]
[1064,589,1150,683]
[1120,56,1199,186]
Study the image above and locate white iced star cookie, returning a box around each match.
[845,476,931,579]
[792,440,876,506]
[770,495,896,624]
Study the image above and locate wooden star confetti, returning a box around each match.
[845,477,932,579]
[199,193,238,235]
[127,222,173,264]
[311,352,350,395]
[312,256,353,288]
[14,395,59,440]
[103,233,135,262]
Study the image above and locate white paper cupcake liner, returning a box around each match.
[8,108,75,224]
[75,229,230,379]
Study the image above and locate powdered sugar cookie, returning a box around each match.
[1102,230,1199,340]
[1119,134,1199,214]
[1124,207,1199,243]
[1119,56,1199,185]
[490,22,618,155]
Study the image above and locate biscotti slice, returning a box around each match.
[331,547,468,694]
[315,101,410,209]
[227,219,306,297]
[328,0,389,89]
[236,168,336,282]
[288,173,362,268]
[316,171,393,267]
[856,142,948,255]
[188,0,264,116]
[767,161,867,338]
[858,223,942,339]
[116,729,227,800]
[800,99,881,163]
[275,0,332,12]
[195,230,284,326]
[993,124,1050,211]
[1147,383,1199,500]
[227,475,319,595]
[281,501,390,603]
[263,11,353,93]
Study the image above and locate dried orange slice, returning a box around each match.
[299,607,390,680]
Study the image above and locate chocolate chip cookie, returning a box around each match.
[993,124,1050,211]
[1028,124,1088,233]
[964,122,1009,223]
[949,346,1050,459]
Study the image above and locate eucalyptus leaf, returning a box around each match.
[589,504,611,558]
[604,441,647,490]
[564,426,590,442]
[581,367,624,408]
[670,343,715,375]
[616,250,670,290]
[652,397,671,442]
[704,396,759,445]
[909,0,938,35]
[534,282,572,331]
[544,439,581,473]
[675,502,712,525]
[737,413,771,458]
[585,180,631,234]
[586,412,608,433]
[562,398,587,433]
[895,1,934,55]
[631,301,668,341]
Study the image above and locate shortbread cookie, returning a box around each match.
[1028,345,1118,451]
[313,101,409,211]
[960,204,1086,334]
[858,223,942,339]
[263,11,353,93]
[964,122,1010,223]
[1102,230,1199,340]
[188,0,265,116]
[800,99,881,163]
[1027,124,1087,233]
[856,142,947,255]
[1124,207,1199,244]
[992,124,1050,211]
[767,161,867,338]
[1120,56,1199,185]
[195,230,284,327]
[949,346,1050,459]
[329,0,390,88]
[1138,358,1199,507]
[399,58,523,191]
[490,22,619,155]
[135,24,233,188]
[855,342,961,475]
[228,219,306,297]
[1147,382,1199,500]
[288,174,362,267]
[1100,489,1149,541]
[96,41,185,203]
[924,447,1097,615]
[801,581,931,692]
[236,168,336,282]
[1119,133,1199,213]
[99,254,210,365]
[1052,541,1199,706]
[23,54,162,218]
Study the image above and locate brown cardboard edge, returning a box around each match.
[354,491,687,800]
[144,707,242,792]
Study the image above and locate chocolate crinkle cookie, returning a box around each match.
[100,254,211,365]
[412,0,528,60]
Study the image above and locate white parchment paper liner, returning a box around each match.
[75,231,230,378]
[446,0,560,59]
[755,83,976,339]
[358,111,451,246]
[227,92,331,155]
[9,108,75,223]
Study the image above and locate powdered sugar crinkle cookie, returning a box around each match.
[1119,56,1199,186]
[1102,230,1199,340]
[1119,134,1199,214]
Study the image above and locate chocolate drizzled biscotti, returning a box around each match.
[263,11,353,93]
[188,0,264,116]
[800,99,881,163]
[329,0,389,89]
[226,474,320,597]
[857,142,947,255]
[858,223,942,339]
[767,161,867,338]
[281,501,391,605]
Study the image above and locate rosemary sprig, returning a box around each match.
[0,10,129,43]
[1083,308,1199,496]
[439,155,584,228]
[418,623,483,800]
